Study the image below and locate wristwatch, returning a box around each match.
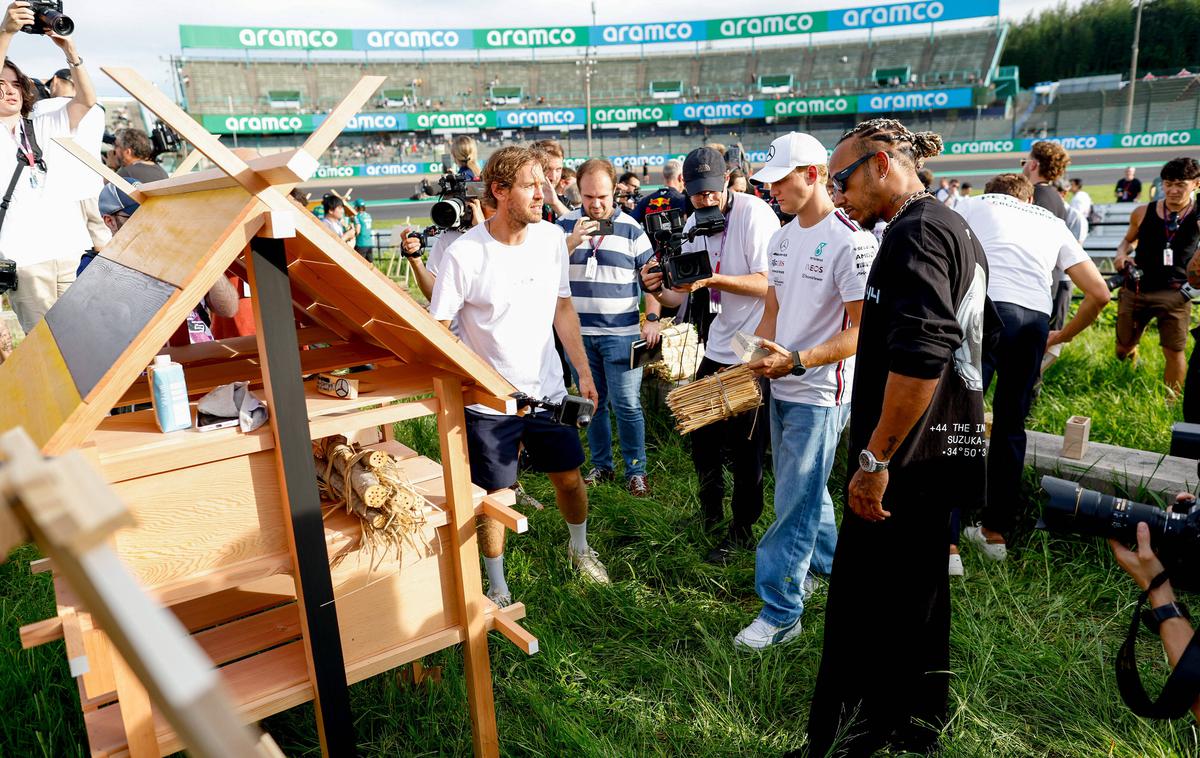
[1144,601,1191,633]
[789,350,807,377]
[645,312,660,323]
[858,449,889,473]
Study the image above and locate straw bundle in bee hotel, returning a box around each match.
[665,364,763,434]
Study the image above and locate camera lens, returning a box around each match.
[1041,475,1171,545]
[43,10,73,35]
[431,197,465,229]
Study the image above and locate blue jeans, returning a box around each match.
[579,333,647,478]
[756,397,848,627]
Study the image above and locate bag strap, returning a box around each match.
[0,119,42,233]
[1116,571,1200,718]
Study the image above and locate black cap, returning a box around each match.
[49,68,71,84]
[682,147,727,196]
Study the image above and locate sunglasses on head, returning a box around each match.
[831,152,878,194]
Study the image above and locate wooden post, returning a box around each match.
[247,236,357,757]
[432,376,499,757]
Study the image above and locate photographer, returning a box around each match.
[615,170,641,214]
[1114,157,1200,394]
[640,146,779,563]
[1110,512,1200,723]
[736,133,878,651]
[112,128,167,183]
[404,196,487,302]
[450,134,479,181]
[430,146,609,606]
[0,0,101,334]
[557,158,660,497]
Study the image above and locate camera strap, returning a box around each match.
[0,118,42,233]
[1116,571,1200,718]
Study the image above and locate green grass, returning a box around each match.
[3,316,1200,755]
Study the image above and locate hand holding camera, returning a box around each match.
[566,217,598,251]
[2,1,71,37]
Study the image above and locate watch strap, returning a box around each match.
[1143,601,1191,634]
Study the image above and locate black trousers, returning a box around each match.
[805,498,952,757]
[689,356,769,540]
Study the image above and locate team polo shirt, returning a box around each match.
[768,208,878,406]
[556,208,654,337]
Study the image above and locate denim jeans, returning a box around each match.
[579,333,647,477]
[755,396,849,627]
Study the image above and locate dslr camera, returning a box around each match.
[514,393,594,429]
[150,121,182,158]
[1106,260,1143,293]
[643,205,725,289]
[0,259,17,294]
[22,1,73,36]
[430,173,483,233]
[1040,476,1200,590]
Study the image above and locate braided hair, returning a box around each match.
[837,118,944,170]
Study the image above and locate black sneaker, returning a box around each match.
[705,533,756,565]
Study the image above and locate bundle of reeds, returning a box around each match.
[665,364,763,434]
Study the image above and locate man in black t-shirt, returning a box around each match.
[801,119,990,758]
[1116,166,1143,202]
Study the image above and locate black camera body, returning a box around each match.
[150,122,182,158]
[1107,261,1143,292]
[430,174,483,233]
[405,225,439,250]
[0,259,17,294]
[1040,475,1200,590]
[23,1,73,36]
[643,206,723,289]
[513,393,594,429]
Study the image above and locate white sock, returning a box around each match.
[483,555,509,598]
[567,520,589,553]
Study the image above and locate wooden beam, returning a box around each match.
[135,150,322,200]
[479,496,528,534]
[247,236,357,756]
[432,375,500,758]
[299,76,386,161]
[171,149,204,177]
[111,650,158,758]
[52,137,142,200]
[490,609,538,656]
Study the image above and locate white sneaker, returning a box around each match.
[568,545,611,584]
[734,616,803,651]
[802,573,819,601]
[948,553,965,577]
[487,587,513,608]
[963,525,1008,561]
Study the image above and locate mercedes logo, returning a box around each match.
[766,145,776,161]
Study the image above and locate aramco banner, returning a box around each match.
[179,2,999,51]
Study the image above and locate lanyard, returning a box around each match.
[1163,200,1193,246]
[589,235,606,257]
[17,122,35,168]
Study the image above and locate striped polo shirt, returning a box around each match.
[557,208,655,337]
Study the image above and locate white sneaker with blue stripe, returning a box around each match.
[734,616,803,651]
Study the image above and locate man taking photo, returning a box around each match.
[430,146,608,607]
[737,132,878,650]
[558,158,660,497]
[112,128,167,183]
[640,146,779,563]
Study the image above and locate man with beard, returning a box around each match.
[800,119,990,757]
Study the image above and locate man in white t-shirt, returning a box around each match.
[430,146,607,606]
[0,7,103,334]
[640,146,780,564]
[953,174,1110,563]
[732,133,878,650]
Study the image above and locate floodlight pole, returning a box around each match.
[585,0,596,157]
[1123,0,1145,134]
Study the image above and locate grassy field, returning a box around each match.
[2,314,1199,755]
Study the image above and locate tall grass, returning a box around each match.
[2,322,1198,756]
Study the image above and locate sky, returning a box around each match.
[3,0,1084,101]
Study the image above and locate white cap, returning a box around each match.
[750,132,829,184]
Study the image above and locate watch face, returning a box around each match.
[858,450,874,470]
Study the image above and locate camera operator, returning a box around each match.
[1111,512,1200,722]
[615,170,641,214]
[631,158,689,223]
[429,146,609,606]
[736,133,878,651]
[639,146,779,563]
[801,120,990,757]
[0,1,101,334]
[112,128,167,183]
[450,134,479,181]
[951,174,1109,566]
[530,139,570,221]
[557,158,660,498]
[1113,157,1200,395]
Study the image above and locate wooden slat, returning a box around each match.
[303,364,436,419]
[80,627,118,707]
[491,609,538,655]
[170,149,203,177]
[162,326,340,368]
[111,650,159,758]
[433,375,500,757]
[192,603,302,667]
[307,398,438,441]
[30,557,53,573]
[53,137,142,200]
[480,497,528,534]
[0,320,83,450]
[169,575,296,632]
[364,440,418,461]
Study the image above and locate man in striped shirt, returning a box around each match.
[559,159,661,497]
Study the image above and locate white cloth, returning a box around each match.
[767,209,878,406]
[429,219,570,414]
[1070,189,1093,220]
[955,193,1089,315]
[0,102,104,267]
[683,191,777,364]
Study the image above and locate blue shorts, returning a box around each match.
[465,409,586,491]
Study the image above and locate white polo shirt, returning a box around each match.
[768,208,877,406]
[429,219,570,414]
[954,193,1090,315]
[0,101,104,267]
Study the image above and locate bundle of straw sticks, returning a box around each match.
[665,364,763,434]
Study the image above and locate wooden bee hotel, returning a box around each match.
[1,68,536,757]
